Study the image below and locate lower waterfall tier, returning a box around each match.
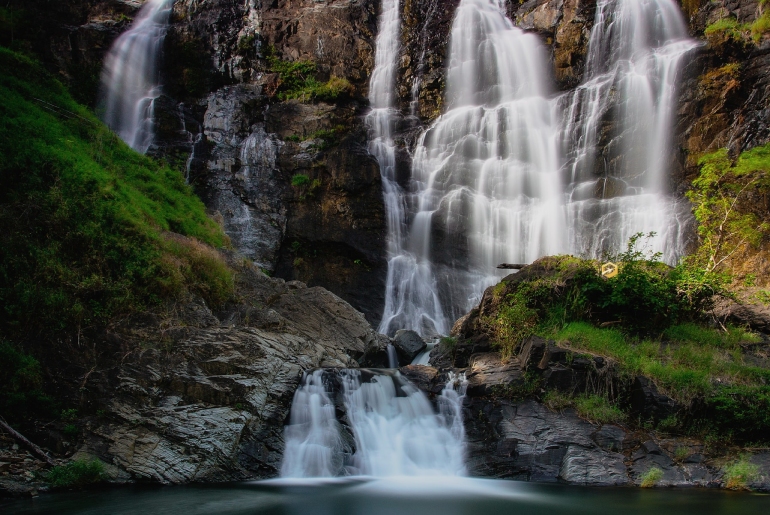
[281,369,467,478]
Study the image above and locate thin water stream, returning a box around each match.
[100,0,173,152]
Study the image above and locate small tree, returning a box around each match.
[687,147,769,274]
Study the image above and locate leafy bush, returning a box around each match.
[0,48,230,343]
[723,455,760,490]
[291,174,311,187]
[46,459,106,489]
[640,467,664,488]
[266,49,353,102]
[704,385,770,442]
[485,289,538,360]
[688,146,770,277]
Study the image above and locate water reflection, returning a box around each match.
[2,477,767,515]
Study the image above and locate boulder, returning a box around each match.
[392,330,426,364]
[518,335,548,370]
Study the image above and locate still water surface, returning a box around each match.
[2,477,769,515]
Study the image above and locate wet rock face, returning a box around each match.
[3,0,145,106]
[195,85,288,271]
[150,0,387,323]
[67,257,385,484]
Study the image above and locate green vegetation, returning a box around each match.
[266,49,353,102]
[487,233,726,360]
[0,48,235,424]
[290,174,323,201]
[688,145,770,277]
[704,11,770,45]
[542,391,624,425]
[0,340,54,424]
[46,459,106,489]
[573,394,625,425]
[723,455,760,490]
[640,466,664,488]
[484,219,770,441]
[291,174,311,187]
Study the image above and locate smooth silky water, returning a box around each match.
[378,0,699,337]
[3,479,767,514]
[100,0,173,152]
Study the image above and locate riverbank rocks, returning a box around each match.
[404,350,770,490]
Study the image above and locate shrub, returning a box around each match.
[484,288,538,361]
[573,394,625,425]
[0,340,54,424]
[542,390,572,411]
[266,49,353,103]
[291,174,311,187]
[723,455,760,490]
[640,466,664,488]
[46,459,106,489]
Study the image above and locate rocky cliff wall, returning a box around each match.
[8,251,387,487]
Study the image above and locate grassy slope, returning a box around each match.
[486,255,770,443]
[0,48,233,420]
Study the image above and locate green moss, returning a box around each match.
[751,11,770,42]
[46,459,106,489]
[291,174,311,187]
[485,288,538,361]
[0,48,231,344]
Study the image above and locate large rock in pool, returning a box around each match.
[393,330,426,365]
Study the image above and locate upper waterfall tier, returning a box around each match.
[100,0,173,153]
[281,369,467,478]
[381,0,564,336]
[377,0,696,337]
[561,0,698,264]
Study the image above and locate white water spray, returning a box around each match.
[380,0,565,336]
[378,0,696,336]
[281,370,467,478]
[561,0,698,264]
[100,0,174,152]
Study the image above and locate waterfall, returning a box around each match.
[281,369,468,478]
[100,0,174,153]
[380,0,564,336]
[562,0,698,264]
[377,0,696,337]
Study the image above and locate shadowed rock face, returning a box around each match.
[53,255,388,484]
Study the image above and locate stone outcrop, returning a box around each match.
[392,329,426,363]
[404,352,770,489]
[162,0,387,324]
[10,253,387,488]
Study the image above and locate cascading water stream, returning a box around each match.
[366,0,445,333]
[378,0,697,337]
[100,0,174,152]
[561,0,698,264]
[380,0,565,336]
[281,370,468,478]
